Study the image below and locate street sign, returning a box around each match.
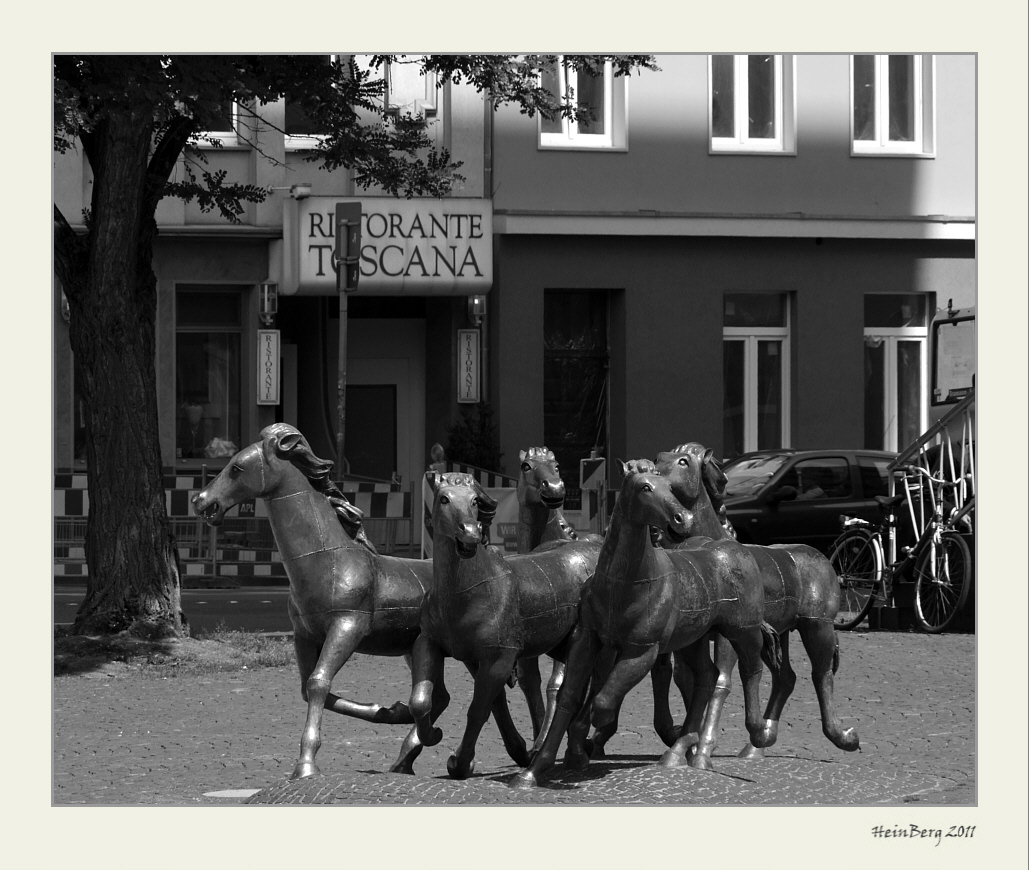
[334,202,362,293]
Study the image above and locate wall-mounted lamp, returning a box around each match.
[259,283,278,327]
[60,290,71,323]
[266,182,313,200]
[467,294,486,327]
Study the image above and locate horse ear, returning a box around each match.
[618,460,629,478]
[274,429,303,457]
[425,470,441,495]
[702,449,728,496]
[519,449,527,461]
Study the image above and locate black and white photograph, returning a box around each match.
[28,9,1027,870]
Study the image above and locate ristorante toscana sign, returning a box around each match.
[283,197,492,296]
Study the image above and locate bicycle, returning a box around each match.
[828,465,973,633]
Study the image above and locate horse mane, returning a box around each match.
[262,423,377,552]
[522,446,556,463]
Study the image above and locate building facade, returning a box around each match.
[488,53,975,510]
[53,54,976,528]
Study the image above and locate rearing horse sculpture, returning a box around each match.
[510,462,783,789]
[192,424,528,780]
[652,443,859,767]
[409,472,599,779]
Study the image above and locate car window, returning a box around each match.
[857,455,891,497]
[723,454,790,497]
[789,457,851,500]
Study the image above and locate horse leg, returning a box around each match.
[389,654,451,774]
[739,630,796,760]
[515,657,547,745]
[291,613,369,780]
[447,652,518,780]
[537,657,566,755]
[671,649,694,717]
[662,641,719,770]
[466,660,530,768]
[649,652,679,747]
[408,631,446,749]
[589,646,662,754]
[683,635,735,767]
[509,624,601,789]
[731,624,782,752]
[581,645,617,759]
[569,648,615,767]
[798,618,860,752]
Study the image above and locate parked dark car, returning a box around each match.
[721,449,899,555]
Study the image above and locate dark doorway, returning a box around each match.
[345,384,397,481]
[544,291,609,510]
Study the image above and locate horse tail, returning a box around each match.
[759,621,783,674]
[832,632,841,675]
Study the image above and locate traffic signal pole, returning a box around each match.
[333,202,362,472]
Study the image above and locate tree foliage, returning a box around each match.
[53,53,657,638]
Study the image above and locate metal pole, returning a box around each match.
[336,277,348,473]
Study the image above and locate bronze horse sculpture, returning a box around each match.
[652,443,860,767]
[192,424,526,779]
[409,472,600,779]
[510,461,783,789]
[515,447,692,755]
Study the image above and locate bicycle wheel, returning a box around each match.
[829,529,883,630]
[913,531,971,633]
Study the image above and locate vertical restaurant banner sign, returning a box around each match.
[457,329,480,403]
[283,197,492,296]
[257,329,280,405]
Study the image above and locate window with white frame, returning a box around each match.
[723,293,790,459]
[201,99,242,146]
[863,293,930,452]
[709,55,795,154]
[852,54,935,156]
[539,58,627,150]
[285,55,337,150]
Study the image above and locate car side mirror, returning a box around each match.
[767,485,798,504]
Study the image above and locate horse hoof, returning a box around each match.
[447,755,475,780]
[290,761,320,780]
[658,749,687,769]
[751,719,779,749]
[388,763,415,775]
[737,744,766,761]
[509,770,537,790]
[838,727,860,752]
[687,754,714,771]
[562,751,589,772]
[376,702,414,725]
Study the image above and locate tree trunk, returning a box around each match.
[63,107,186,638]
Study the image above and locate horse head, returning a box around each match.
[517,447,566,510]
[193,423,369,544]
[426,471,497,559]
[617,460,690,545]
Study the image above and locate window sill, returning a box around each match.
[851,147,936,159]
[709,147,796,157]
[537,143,628,153]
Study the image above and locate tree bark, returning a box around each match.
[58,106,186,638]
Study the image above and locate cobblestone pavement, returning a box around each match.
[53,628,976,808]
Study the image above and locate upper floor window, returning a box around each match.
[709,55,795,154]
[285,55,337,149]
[200,100,243,147]
[852,54,935,157]
[539,58,627,151]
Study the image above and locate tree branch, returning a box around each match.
[54,204,87,298]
